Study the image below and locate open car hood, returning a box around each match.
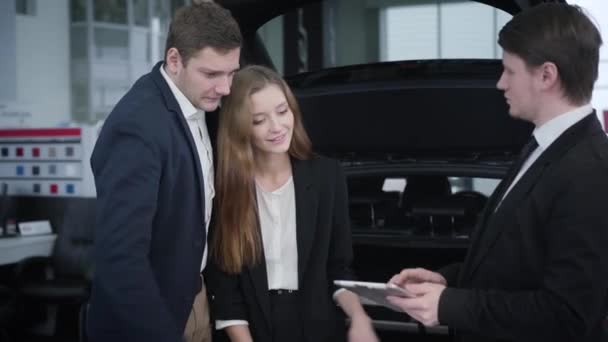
[288,59,533,159]
[216,0,566,160]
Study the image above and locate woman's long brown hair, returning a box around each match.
[212,65,313,274]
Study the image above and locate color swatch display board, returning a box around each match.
[0,127,96,197]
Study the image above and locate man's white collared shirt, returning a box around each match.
[499,104,593,205]
[160,65,215,271]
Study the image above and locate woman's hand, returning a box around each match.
[225,324,254,342]
[348,313,379,342]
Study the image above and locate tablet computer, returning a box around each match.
[334,280,413,312]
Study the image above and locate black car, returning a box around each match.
[218,0,564,340]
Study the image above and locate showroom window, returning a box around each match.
[258,0,512,75]
[70,0,183,123]
[381,1,511,61]
[0,0,186,128]
[257,0,605,127]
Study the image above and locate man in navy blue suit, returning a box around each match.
[88,3,241,342]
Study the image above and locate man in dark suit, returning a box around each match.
[87,3,241,342]
[387,4,608,342]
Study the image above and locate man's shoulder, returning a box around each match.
[568,128,608,160]
[103,73,175,132]
[112,74,166,117]
[582,132,608,171]
[552,131,608,183]
[97,85,178,156]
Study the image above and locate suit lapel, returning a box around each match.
[292,159,318,286]
[463,113,600,281]
[458,180,509,283]
[464,158,549,279]
[247,251,272,333]
[245,158,318,333]
[205,109,219,166]
[458,144,530,283]
[151,62,206,212]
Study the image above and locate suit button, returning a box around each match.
[193,239,202,248]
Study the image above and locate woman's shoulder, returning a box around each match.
[298,155,341,171]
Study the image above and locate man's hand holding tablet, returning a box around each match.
[334,280,414,312]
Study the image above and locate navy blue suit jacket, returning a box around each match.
[88,62,207,342]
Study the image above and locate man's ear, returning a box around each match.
[539,61,559,90]
[165,47,182,74]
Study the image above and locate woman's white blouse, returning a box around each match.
[255,176,299,290]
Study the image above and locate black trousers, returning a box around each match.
[269,289,305,342]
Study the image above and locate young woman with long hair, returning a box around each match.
[207,65,377,342]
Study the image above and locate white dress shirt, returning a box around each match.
[498,103,593,206]
[256,177,299,290]
[216,177,298,330]
[216,175,348,330]
[160,65,215,271]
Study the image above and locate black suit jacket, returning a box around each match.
[438,113,608,342]
[88,62,208,342]
[207,157,355,342]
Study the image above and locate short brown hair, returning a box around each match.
[164,2,242,65]
[498,3,602,104]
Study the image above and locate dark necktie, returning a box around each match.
[505,137,538,187]
[489,137,538,212]
[459,136,539,284]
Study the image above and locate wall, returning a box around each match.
[14,0,71,127]
[570,0,608,125]
[0,1,17,102]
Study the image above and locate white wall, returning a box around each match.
[440,2,495,58]
[382,2,508,61]
[383,4,439,61]
[15,0,71,127]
